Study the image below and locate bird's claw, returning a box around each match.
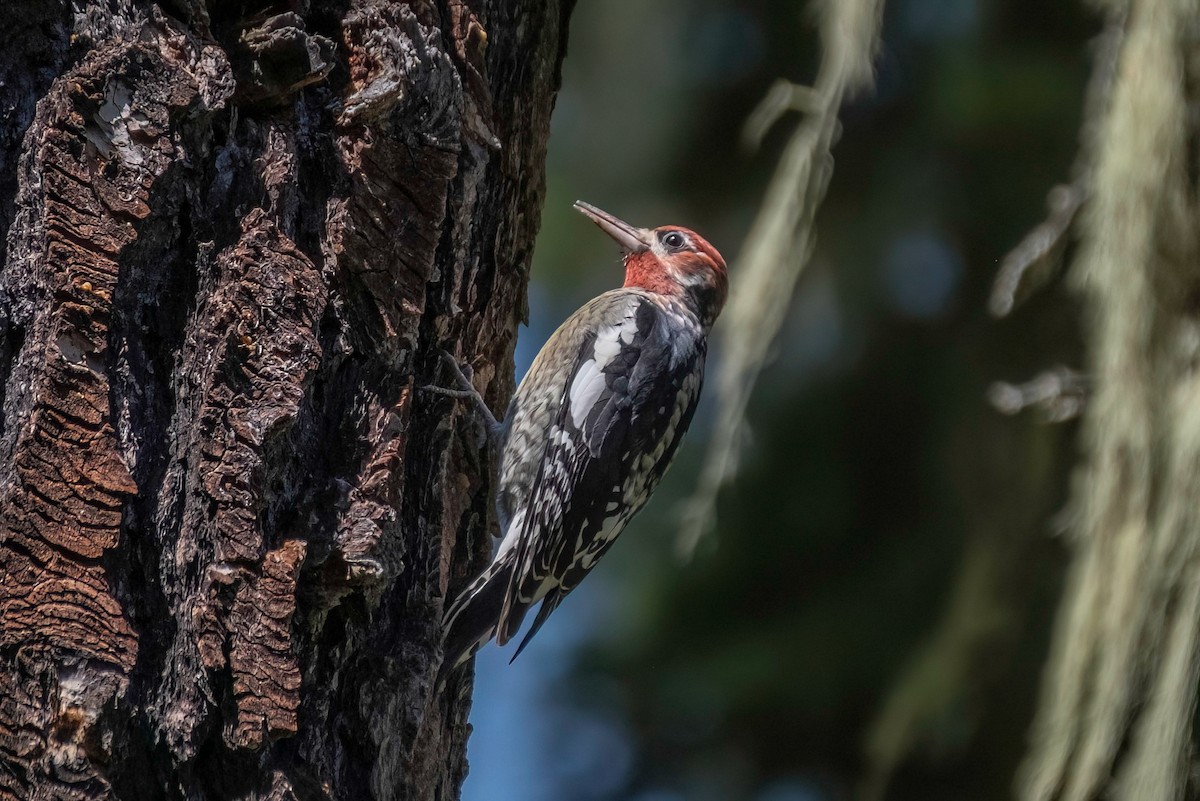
[438,349,477,392]
[424,348,504,450]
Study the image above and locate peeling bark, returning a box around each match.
[0,1,573,799]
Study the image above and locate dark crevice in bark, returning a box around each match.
[0,0,72,272]
[103,153,199,801]
[0,313,23,441]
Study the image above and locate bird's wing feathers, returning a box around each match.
[495,297,703,646]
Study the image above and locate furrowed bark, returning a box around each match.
[0,1,572,799]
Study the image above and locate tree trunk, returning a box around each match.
[0,1,571,799]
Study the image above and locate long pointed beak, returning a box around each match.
[573,201,653,253]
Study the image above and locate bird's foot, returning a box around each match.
[421,349,505,451]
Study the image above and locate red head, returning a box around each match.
[574,201,728,328]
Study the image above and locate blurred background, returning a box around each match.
[465,1,1093,799]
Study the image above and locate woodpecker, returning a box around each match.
[438,200,728,677]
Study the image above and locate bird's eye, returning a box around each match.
[661,231,687,250]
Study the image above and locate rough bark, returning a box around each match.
[0,1,572,799]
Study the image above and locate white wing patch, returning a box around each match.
[569,359,606,429]
[567,312,641,430]
[592,326,623,365]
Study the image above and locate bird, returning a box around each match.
[436,200,728,679]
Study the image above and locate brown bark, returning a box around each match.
[0,1,572,799]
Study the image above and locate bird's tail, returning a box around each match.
[439,557,520,684]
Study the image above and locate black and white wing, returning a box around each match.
[496,295,705,653]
